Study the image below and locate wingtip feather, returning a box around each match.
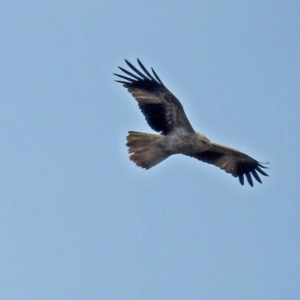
[239,174,244,185]
[251,169,262,184]
[256,166,269,177]
[245,172,254,187]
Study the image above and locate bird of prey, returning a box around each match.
[114,59,268,186]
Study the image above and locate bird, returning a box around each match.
[114,59,268,186]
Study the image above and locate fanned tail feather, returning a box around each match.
[126,131,168,169]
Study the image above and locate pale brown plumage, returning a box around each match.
[114,59,268,186]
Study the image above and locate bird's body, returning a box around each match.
[114,59,268,186]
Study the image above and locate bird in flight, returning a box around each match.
[114,59,268,186]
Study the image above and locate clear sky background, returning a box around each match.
[1,1,299,299]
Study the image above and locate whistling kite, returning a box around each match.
[114,59,268,186]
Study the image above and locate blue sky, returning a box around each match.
[1,1,299,299]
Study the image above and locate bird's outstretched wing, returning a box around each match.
[190,143,268,186]
[114,59,194,135]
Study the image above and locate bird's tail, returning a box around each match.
[126,131,169,169]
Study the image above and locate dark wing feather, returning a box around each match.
[114,59,194,135]
[190,142,268,187]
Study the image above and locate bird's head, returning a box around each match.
[195,132,212,152]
